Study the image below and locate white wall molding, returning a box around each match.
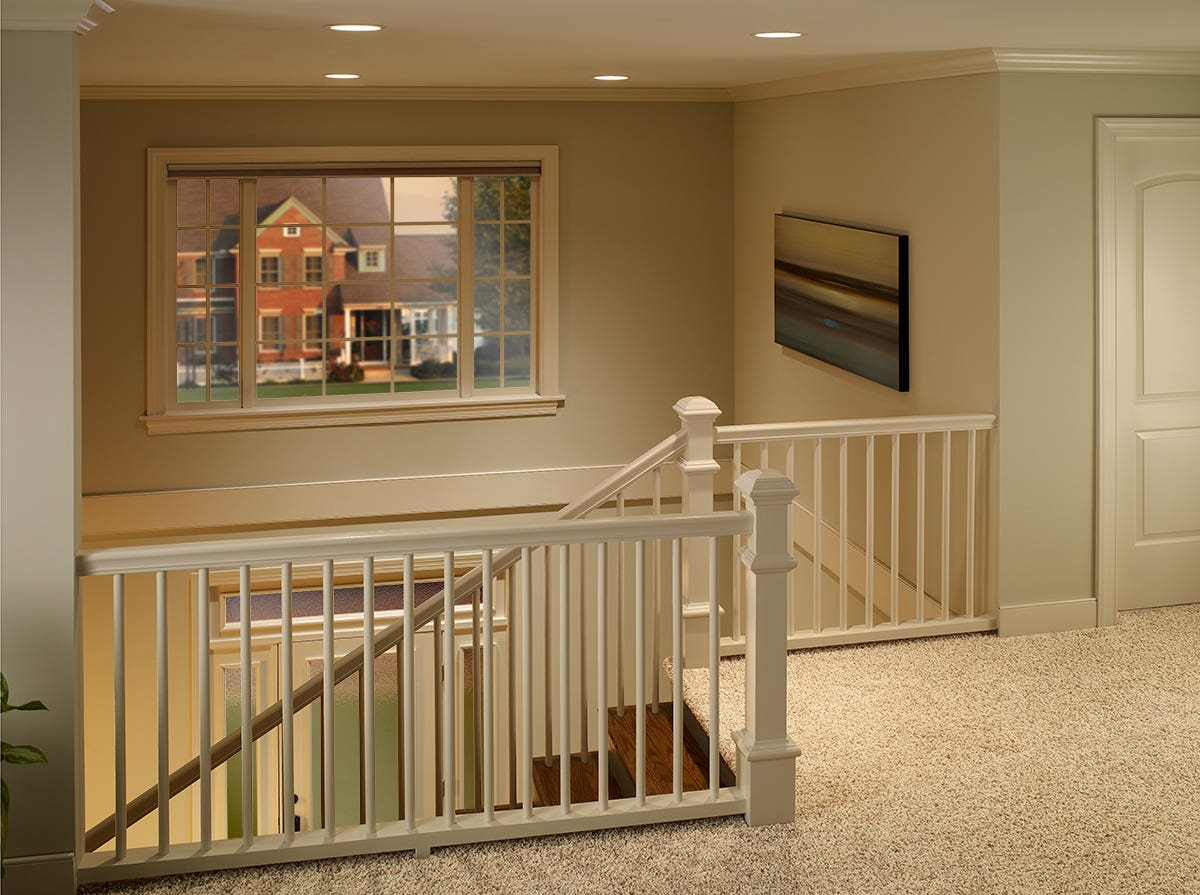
[997,597,1097,638]
[993,50,1200,75]
[730,49,1200,103]
[1,0,92,31]
[82,461,735,540]
[729,49,1001,102]
[79,84,733,103]
[0,851,76,894]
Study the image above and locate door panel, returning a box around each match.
[1114,123,1200,610]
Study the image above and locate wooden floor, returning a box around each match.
[530,700,734,807]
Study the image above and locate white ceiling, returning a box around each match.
[74,0,1200,89]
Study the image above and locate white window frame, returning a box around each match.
[258,311,282,344]
[359,245,386,273]
[144,145,561,434]
[302,250,323,285]
[302,310,323,352]
[283,225,301,237]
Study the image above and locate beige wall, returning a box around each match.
[732,75,1001,425]
[80,100,733,506]
[996,73,1200,609]
[732,76,1001,612]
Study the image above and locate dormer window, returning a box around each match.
[283,225,301,237]
[359,247,386,273]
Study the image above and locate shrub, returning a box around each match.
[326,359,365,382]
[411,358,456,380]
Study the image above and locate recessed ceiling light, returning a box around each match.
[329,24,383,32]
[594,75,629,81]
[324,73,361,80]
[754,31,803,38]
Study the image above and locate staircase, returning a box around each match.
[73,396,996,885]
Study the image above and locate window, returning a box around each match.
[147,146,560,433]
[303,311,323,351]
[259,255,281,285]
[359,247,386,273]
[304,253,323,284]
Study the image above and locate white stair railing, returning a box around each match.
[77,490,798,883]
[716,413,997,652]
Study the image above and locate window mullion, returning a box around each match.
[240,178,258,409]
[458,177,475,398]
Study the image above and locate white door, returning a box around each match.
[1102,118,1200,614]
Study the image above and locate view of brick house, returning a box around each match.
[174,175,461,398]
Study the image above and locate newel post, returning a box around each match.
[734,468,802,826]
[674,396,722,667]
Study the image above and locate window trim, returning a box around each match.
[145,145,561,434]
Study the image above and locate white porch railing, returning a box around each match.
[76,465,800,883]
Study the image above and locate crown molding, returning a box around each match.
[729,49,1001,102]
[729,48,1200,103]
[2,0,93,31]
[992,49,1200,75]
[79,84,734,102]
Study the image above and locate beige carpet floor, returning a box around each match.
[87,604,1200,895]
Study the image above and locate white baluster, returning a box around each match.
[157,570,169,853]
[941,431,952,622]
[543,546,552,766]
[616,490,626,717]
[732,442,743,642]
[362,556,376,834]
[866,436,876,629]
[578,544,587,767]
[966,430,978,618]
[240,564,253,845]
[482,550,495,822]
[596,541,609,811]
[322,559,335,839]
[471,587,482,813]
[785,439,796,636]
[891,434,900,625]
[917,433,926,625]
[651,468,662,712]
[433,613,443,818]
[279,564,293,844]
[813,438,822,633]
[838,437,848,631]
[113,573,127,860]
[708,537,720,800]
[444,551,457,826]
[635,539,646,807]
[403,554,416,833]
[558,544,570,814]
[521,547,533,819]
[672,538,683,803]
[506,566,516,810]
[198,567,212,850]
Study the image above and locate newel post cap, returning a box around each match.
[672,395,722,423]
[736,469,799,506]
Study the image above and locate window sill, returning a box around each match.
[141,393,565,435]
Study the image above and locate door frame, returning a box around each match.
[1095,117,1200,626]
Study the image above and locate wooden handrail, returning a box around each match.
[83,424,692,851]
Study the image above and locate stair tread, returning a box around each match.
[529,750,627,807]
[605,704,715,796]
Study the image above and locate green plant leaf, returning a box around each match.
[6,700,47,713]
[0,674,8,712]
[0,744,47,766]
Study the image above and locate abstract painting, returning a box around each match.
[774,214,909,391]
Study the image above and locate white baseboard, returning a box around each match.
[997,597,1097,637]
[0,851,75,894]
